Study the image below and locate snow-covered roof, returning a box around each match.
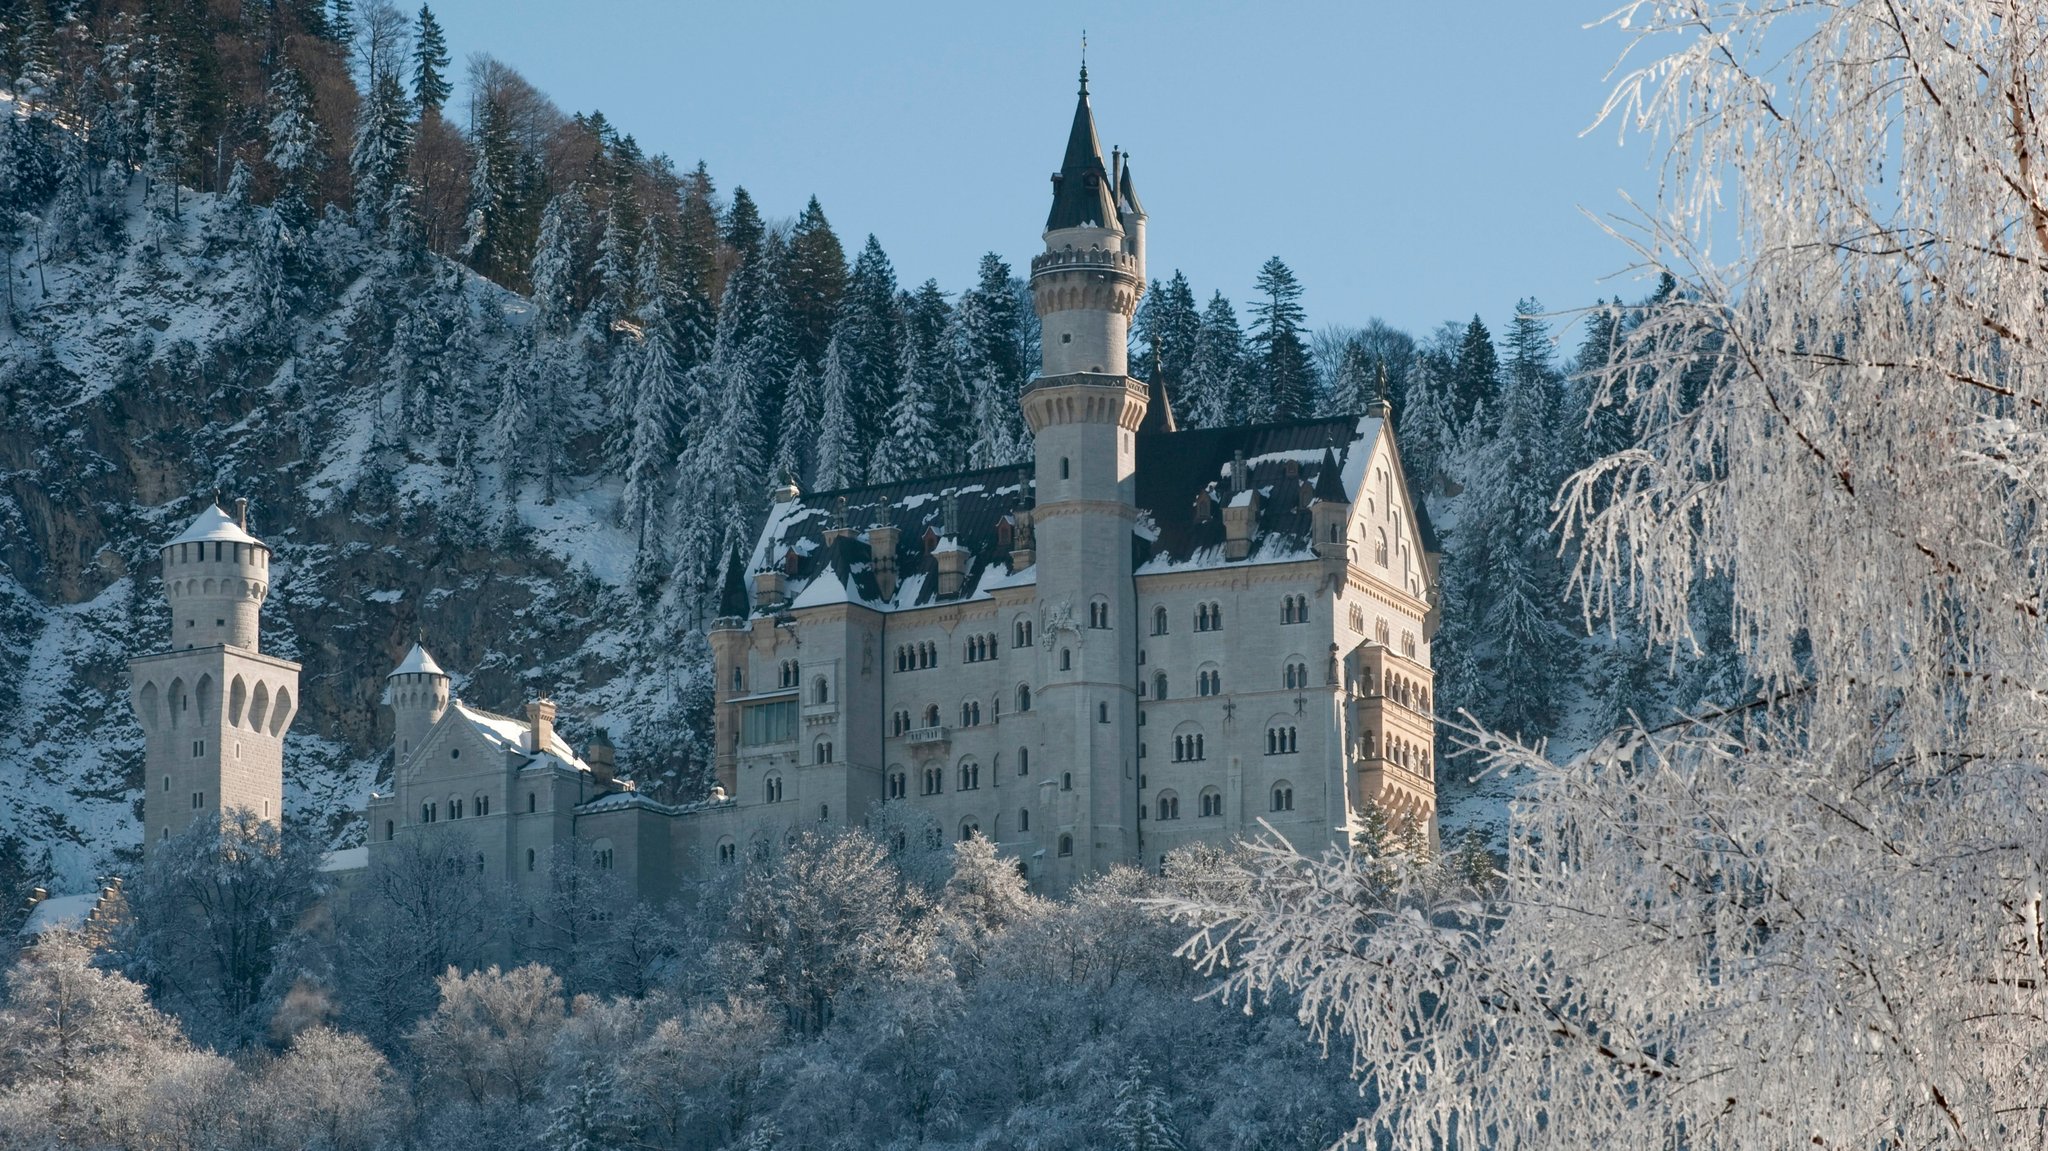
[165,504,261,549]
[319,846,369,872]
[389,643,445,677]
[21,892,101,936]
[453,701,590,771]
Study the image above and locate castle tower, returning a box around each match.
[1024,65,1148,879]
[386,643,450,769]
[129,500,300,855]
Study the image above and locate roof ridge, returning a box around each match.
[794,461,1034,504]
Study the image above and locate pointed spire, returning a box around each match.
[1139,333,1177,434]
[716,545,751,621]
[1313,445,1348,502]
[1046,62,1119,232]
[1117,156,1144,217]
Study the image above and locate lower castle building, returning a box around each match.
[130,68,1441,912]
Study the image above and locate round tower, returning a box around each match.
[386,643,451,767]
[161,499,271,652]
[1030,65,1142,380]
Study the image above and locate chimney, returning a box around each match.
[869,522,900,599]
[234,497,248,531]
[754,567,787,604]
[1223,490,1259,561]
[935,542,968,598]
[585,729,616,786]
[526,698,556,756]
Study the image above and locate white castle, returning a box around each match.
[130,69,1440,905]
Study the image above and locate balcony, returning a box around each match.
[906,726,951,749]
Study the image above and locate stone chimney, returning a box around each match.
[585,729,616,786]
[234,497,248,531]
[935,541,968,598]
[869,522,900,599]
[754,567,787,604]
[526,698,557,756]
[1223,490,1259,561]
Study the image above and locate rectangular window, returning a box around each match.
[740,700,798,747]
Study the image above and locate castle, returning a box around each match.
[129,69,1440,903]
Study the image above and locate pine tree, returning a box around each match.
[543,1061,629,1151]
[1249,257,1317,421]
[263,67,322,223]
[410,5,451,114]
[1184,291,1248,428]
[350,70,415,234]
[870,335,944,483]
[722,185,764,269]
[816,334,860,489]
[1133,270,1201,397]
[1448,314,1502,429]
[529,187,589,332]
[331,0,356,45]
[899,278,962,466]
[834,234,902,459]
[1106,1059,1184,1151]
[781,195,847,369]
[955,254,1031,467]
[771,360,819,490]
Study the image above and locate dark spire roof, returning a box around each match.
[1117,157,1144,217]
[716,546,750,619]
[1046,66,1119,232]
[1313,445,1348,502]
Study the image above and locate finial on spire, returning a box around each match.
[1079,30,1088,94]
[1376,362,1389,403]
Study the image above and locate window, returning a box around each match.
[163,775,169,792]
[815,739,834,764]
[1266,726,1299,755]
[923,767,944,796]
[741,700,798,746]
[1019,808,1030,832]
[1088,600,1110,629]
[451,747,460,760]
[892,709,912,736]
[813,676,830,704]
[1058,834,1073,857]
[528,792,536,813]
[476,793,489,817]
[192,739,205,757]
[1153,606,1169,635]
[527,847,536,871]
[1349,605,1365,633]
[1156,792,1180,821]
[718,839,737,864]
[924,703,941,728]
[1172,732,1206,762]
[1060,457,1070,479]
[966,633,999,663]
[1060,649,1072,671]
[959,760,980,790]
[731,665,744,692]
[1272,783,1295,812]
[421,801,435,823]
[1200,788,1222,818]
[1198,668,1221,696]
[764,773,784,803]
[1018,747,1030,775]
[888,770,907,800]
[1154,672,1168,700]
[595,845,614,870]
[1015,618,1034,648]
[959,700,981,727]
[1376,619,1391,646]
[1017,685,1033,712]
[1283,661,1310,689]
[1098,701,1110,723]
[1061,771,1073,792]
[1282,594,1309,624]
[1403,631,1419,659]
[779,659,799,689]
[1195,602,1223,631]
[959,818,980,841]
[386,819,395,841]
[450,797,464,819]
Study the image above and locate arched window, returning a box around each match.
[1283,660,1310,689]
[1018,747,1030,775]
[1156,791,1180,821]
[528,791,537,813]
[1060,457,1071,479]
[1019,808,1031,832]
[449,796,463,819]
[1097,701,1110,723]
[475,793,490,817]
[924,703,941,727]
[1265,725,1299,755]
[527,847,536,871]
[1172,726,1206,762]
[1058,833,1073,857]
[888,769,907,799]
[731,665,744,692]
[959,700,981,727]
[593,841,614,870]
[1197,667,1221,697]
[1154,672,1168,700]
[959,818,980,841]
[1017,685,1032,712]
[813,676,830,704]
[819,804,830,822]
[1060,648,1072,671]
[1200,787,1222,817]
[959,760,980,790]
[1061,771,1074,791]
[718,838,737,864]
[386,819,395,841]
[764,773,784,803]
[815,739,834,764]
[1271,782,1295,812]
[1015,617,1034,648]
[1153,605,1169,635]
[923,767,943,796]
[421,801,436,824]
[1375,527,1390,566]
[779,660,799,689]
[1089,599,1110,629]
[1283,597,1296,625]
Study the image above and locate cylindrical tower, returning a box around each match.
[387,643,451,767]
[161,500,271,652]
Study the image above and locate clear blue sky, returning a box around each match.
[425,1,1659,347]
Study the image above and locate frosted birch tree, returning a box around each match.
[1164,4,2048,1147]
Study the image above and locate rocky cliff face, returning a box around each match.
[1,185,706,890]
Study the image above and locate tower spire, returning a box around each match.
[1080,30,1088,94]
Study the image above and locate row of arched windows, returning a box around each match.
[964,633,1000,662]
[896,641,939,672]
[1266,725,1299,755]
[778,659,799,689]
[419,791,492,824]
[1281,594,1311,624]
[1172,733,1206,762]
[1282,661,1311,689]
[1195,602,1224,631]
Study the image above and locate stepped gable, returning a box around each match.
[752,463,1037,611]
[1135,413,1383,569]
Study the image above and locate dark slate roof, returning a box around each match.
[1139,372,1178,434]
[1133,414,1379,570]
[1117,159,1144,217]
[1046,70,1119,232]
[752,465,1036,612]
[717,545,750,619]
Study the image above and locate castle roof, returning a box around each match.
[451,701,590,771]
[166,504,260,549]
[389,643,445,678]
[1046,67,1120,233]
[1117,158,1144,217]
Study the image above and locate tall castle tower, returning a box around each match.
[129,500,300,855]
[1023,65,1149,879]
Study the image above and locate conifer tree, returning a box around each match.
[263,67,322,223]
[870,334,945,483]
[833,234,902,458]
[816,335,860,490]
[781,195,846,369]
[1184,291,1249,428]
[410,5,450,114]
[350,70,415,234]
[899,278,962,463]
[675,161,722,305]
[954,254,1031,466]
[1447,314,1501,428]
[771,360,819,490]
[1249,257,1317,421]
[1106,1059,1184,1151]
[1132,270,1201,397]
[722,185,764,268]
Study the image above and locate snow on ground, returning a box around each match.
[517,479,635,587]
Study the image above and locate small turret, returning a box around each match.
[161,501,272,652]
[1311,446,1351,561]
[386,642,450,768]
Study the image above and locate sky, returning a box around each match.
[424,1,1664,347]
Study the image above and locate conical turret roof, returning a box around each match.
[717,546,752,619]
[166,504,260,549]
[1117,158,1145,217]
[389,643,446,678]
[1045,66,1119,233]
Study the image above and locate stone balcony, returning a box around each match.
[906,726,951,749]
